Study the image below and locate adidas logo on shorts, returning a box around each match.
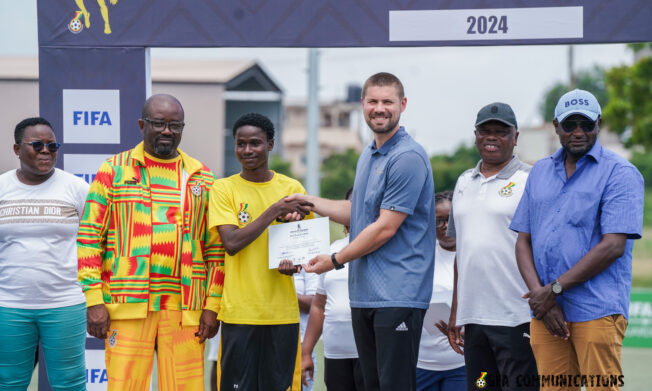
[395,322,408,331]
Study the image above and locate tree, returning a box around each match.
[269,155,293,177]
[319,144,480,199]
[539,66,608,122]
[603,44,652,151]
[430,144,480,192]
[320,148,359,200]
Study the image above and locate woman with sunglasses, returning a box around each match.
[0,117,89,390]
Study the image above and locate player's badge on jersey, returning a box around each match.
[499,182,516,197]
[238,202,250,224]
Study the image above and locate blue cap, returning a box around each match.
[554,89,601,122]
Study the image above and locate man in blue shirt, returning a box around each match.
[291,72,436,391]
[510,89,644,390]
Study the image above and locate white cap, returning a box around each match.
[554,89,601,122]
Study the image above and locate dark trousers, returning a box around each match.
[351,307,426,391]
[220,322,299,391]
[324,358,365,391]
[463,323,539,391]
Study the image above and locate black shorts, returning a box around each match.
[463,323,538,391]
[220,322,299,391]
[324,357,364,391]
[351,307,426,391]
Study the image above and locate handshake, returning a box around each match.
[274,194,314,222]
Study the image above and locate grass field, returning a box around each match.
[633,227,652,287]
[633,190,652,287]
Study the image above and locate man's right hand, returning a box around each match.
[301,351,314,386]
[541,304,570,340]
[274,196,313,221]
[87,304,111,339]
[446,313,464,355]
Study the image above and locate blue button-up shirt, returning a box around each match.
[510,140,644,321]
[349,127,436,309]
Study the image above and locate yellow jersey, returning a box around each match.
[209,172,310,325]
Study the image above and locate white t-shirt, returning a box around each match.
[448,157,531,327]
[295,268,319,340]
[317,236,358,359]
[0,168,89,309]
[417,242,465,371]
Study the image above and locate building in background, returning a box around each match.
[0,57,283,178]
[283,85,364,178]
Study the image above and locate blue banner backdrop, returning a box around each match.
[39,47,147,171]
[38,0,652,47]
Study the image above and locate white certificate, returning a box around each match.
[423,290,453,336]
[268,217,331,269]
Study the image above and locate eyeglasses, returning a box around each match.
[561,119,596,133]
[143,118,185,134]
[23,141,61,152]
[436,217,449,228]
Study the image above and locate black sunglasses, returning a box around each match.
[561,119,596,133]
[23,141,62,152]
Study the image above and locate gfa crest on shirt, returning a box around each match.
[238,203,250,224]
[499,182,516,197]
[108,330,118,348]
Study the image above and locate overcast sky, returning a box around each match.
[1,1,633,154]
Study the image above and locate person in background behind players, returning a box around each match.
[295,265,318,390]
[301,186,364,391]
[417,190,466,391]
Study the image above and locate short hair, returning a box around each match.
[435,190,453,205]
[361,72,405,100]
[345,186,354,201]
[232,113,275,141]
[141,94,184,119]
[15,117,53,144]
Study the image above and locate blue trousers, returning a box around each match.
[416,365,467,391]
[0,303,86,391]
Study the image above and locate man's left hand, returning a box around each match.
[303,254,334,275]
[197,309,219,343]
[523,284,557,319]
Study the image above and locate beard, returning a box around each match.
[366,113,400,134]
[154,138,177,156]
[562,138,596,159]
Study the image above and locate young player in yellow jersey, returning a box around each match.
[209,112,313,390]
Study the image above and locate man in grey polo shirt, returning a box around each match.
[290,72,435,391]
[447,103,538,390]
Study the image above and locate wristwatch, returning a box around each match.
[331,253,344,270]
[551,280,563,295]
